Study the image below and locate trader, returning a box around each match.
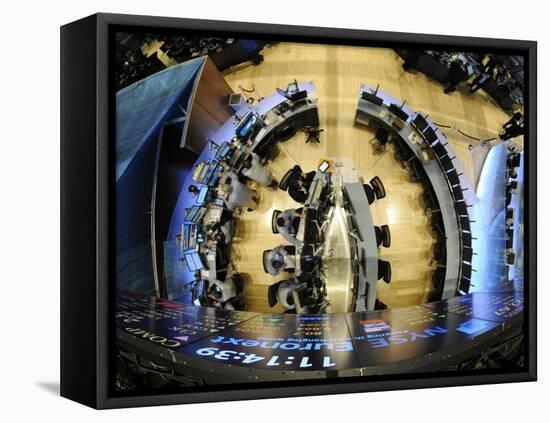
[276,208,303,246]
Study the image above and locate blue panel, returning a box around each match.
[115,59,205,294]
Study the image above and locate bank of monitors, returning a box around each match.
[185,205,206,224]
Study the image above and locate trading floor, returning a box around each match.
[114,36,526,387]
[221,43,514,311]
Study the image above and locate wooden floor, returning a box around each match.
[222,43,515,313]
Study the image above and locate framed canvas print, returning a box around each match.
[60,13,536,409]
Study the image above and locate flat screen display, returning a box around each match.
[112,27,527,396]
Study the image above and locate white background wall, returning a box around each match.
[0,0,546,420]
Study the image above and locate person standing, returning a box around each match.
[241,152,276,187]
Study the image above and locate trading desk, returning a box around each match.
[343,182,379,311]
[355,85,472,299]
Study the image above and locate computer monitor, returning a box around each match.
[423,126,438,144]
[183,250,205,271]
[361,91,384,106]
[318,160,330,173]
[389,103,409,121]
[195,185,210,205]
[182,223,198,251]
[216,142,232,159]
[236,112,258,139]
[412,114,429,132]
[185,206,207,224]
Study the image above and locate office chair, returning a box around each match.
[427,267,446,302]
[374,299,388,310]
[463,246,474,263]
[440,155,455,172]
[267,281,282,307]
[410,158,427,184]
[460,216,471,233]
[423,126,438,145]
[377,260,392,284]
[431,141,449,159]
[370,176,386,199]
[303,126,324,144]
[452,185,465,202]
[455,201,469,217]
[432,239,447,266]
[381,225,391,248]
[506,208,514,226]
[375,226,383,247]
[430,213,445,237]
[262,250,272,273]
[277,124,297,142]
[423,189,440,213]
[362,183,376,205]
[462,263,473,282]
[462,232,474,246]
[393,139,415,165]
[459,276,471,293]
[447,169,460,187]
[508,153,521,168]
[278,169,295,191]
[412,114,429,132]
[272,210,282,234]
[371,127,390,153]
[282,245,296,255]
[506,229,514,249]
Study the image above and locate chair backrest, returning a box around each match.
[374,226,383,247]
[459,276,471,293]
[383,260,392,283]
[440,155,454,172]
[455,200,468,217]
[381,224,391,248]
[272,210,282,234]
[412,114,429,132]
[463,246,473,263]
[375,127,389,145]
[460,216,471,233]
[267,282,281,307]
[369,176,386,199]
[377,260,392,283]
[452,185,464,202]
[423,126,438,144]
[262,250,272,273]
[447,169,460,186]
[363,183,375,204]
[279,169,294,191]
[462,263,472,280]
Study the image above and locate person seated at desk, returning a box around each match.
[241,152,277,188]
[276,208,303,246]
[286,165,315,204]
[288,180,309,204]
[217,170,259,212]
[274,278,300,311]
[208,272,245,310]
[188,184,200,197]
[290,165,315,188]
[265,245,296,276]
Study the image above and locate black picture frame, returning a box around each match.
[61,12,537,409]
